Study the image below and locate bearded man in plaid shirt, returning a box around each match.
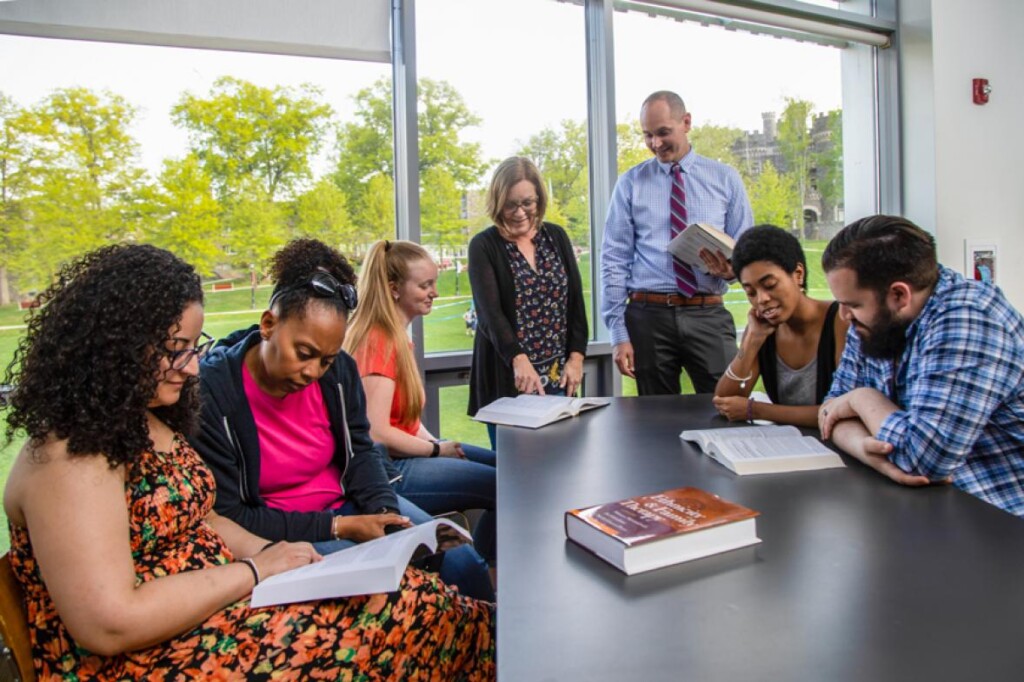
[818,215,1024,517]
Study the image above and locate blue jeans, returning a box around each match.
[391,443,497,563]
[312,495,495,602]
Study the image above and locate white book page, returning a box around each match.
[482,395,570,420]
[680,425,801,448]
[716,436,832,461]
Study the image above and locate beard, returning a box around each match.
[856,305,910,360]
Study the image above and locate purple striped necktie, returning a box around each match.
[670,163,698,296]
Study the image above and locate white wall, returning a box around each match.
[900,0,1024,310]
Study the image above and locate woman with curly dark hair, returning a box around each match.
[190,238,495,601]
[712,225,849,427]
[3,244,495,680]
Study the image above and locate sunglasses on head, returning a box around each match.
[270,271,358,310]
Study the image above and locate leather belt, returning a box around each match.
[629,292,723,307]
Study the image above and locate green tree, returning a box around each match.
[777,98,814,233]
[333,77,486,242]
[814,109,843,225]
[748,161,798,229]
[11,88,145,291]
[420,166,466,259]
[172,77,332,201]
[350,173,396,255]
[517,119,589,245]
[0,93,30,304]
[222,188,287,275]
[690,124,743,168]
[292,178,355,249]
[143,154,223,276]
[616,119,649,174]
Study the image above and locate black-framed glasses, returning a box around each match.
[270,272,358,311]
[166,331,214,371]
[503,197,539,214]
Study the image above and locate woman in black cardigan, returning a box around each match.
[467,157,589,447]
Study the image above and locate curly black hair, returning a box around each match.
[3,244,204,468]
[269,238,358,321]
[731,224,809,293]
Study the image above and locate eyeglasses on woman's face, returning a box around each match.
[503,197,539,215]
[166,331,215,371]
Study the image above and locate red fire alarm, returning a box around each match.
[973,78,991,105]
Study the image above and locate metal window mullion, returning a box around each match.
[391,0,435,431]
[585,0,623,397]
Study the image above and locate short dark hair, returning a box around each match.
[822,215,939,296]
[4,244,203,467]
[269,238,358,322]
[732,225,808,292]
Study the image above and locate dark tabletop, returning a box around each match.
[496,395,1024,682]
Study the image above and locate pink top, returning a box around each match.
[243,363,345,513]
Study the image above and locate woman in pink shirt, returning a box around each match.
[192,239,494,602]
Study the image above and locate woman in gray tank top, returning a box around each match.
[713,225,849,428]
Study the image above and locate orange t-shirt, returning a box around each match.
[350,327,423,436]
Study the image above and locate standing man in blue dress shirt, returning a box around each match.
[601,90,753,395]
[819,215,1024,517]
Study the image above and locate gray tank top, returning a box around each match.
[775,355,818,406]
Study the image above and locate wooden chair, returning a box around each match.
[0,554,35,682]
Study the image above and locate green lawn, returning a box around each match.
[0,244,829,551]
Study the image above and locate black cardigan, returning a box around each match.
[757,300,840,404]
[467,223,589,415]
[188,326,398,542]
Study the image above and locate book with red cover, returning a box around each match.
[564,487,761,575]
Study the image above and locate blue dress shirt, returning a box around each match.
[827,266,1024,517]
[600,150,753,345]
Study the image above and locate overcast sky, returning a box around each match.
[0,0,842,177]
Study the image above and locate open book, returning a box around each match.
[473,394,611,429]
[666,222,736,274]
[250,519,470,607]
[680,425,845,476]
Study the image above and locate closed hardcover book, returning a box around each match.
[564,487,760,575]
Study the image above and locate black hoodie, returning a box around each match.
[189,326,398,542]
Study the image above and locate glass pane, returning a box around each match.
[0,34,392,551]
[438,385,491,449]
[416,0,591,355]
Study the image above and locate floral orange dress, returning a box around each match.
[8,436,495,681]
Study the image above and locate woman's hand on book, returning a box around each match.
[254,541,322,580]
[335,513,411,543]
[513,354,545,395]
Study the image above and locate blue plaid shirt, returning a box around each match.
[827,266,1024,516]
[600,151,752,346]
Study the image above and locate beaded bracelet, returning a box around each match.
[240,557,261,586]
[746,398,755,424]
[724,363,754,389]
